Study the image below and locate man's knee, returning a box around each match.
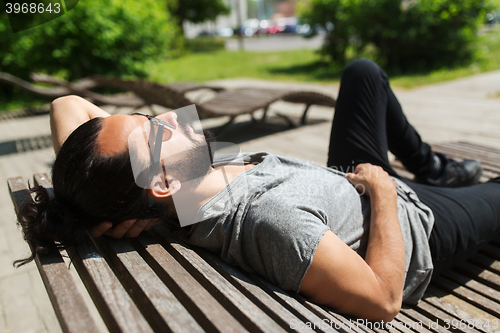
[342,58,384,83]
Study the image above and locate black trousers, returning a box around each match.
[328,58,500,277]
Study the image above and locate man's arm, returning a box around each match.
[50,96,157,238]
[50,95,110,154]
[299,164,405,322]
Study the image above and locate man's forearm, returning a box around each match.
[50,95,110,154]
[365,188,405,312]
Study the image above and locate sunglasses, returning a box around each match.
[132,112,176,140]
[132,112,177,166]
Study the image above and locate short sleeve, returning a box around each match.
[236,197,330,292]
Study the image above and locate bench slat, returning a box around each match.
[456,261,500,291]
[434,142,500,160]
[437,142,500,160]
[424,285,497,333]
[300,301,367,333]
[253,275,355,333]
[152,227,287,332]
[400,307,450,333]
[432,144,500,174]
[432,276,500,318]
[395,312,434,333]
[443,270,500,305]
[201,250,336,333]
[33,173,154,333]
[93,236,205,333]
[479,244,500,261]
[469,253,500,275]
[69,238,154,333]
[388,317,417,333]
[8,176,100,333]
[135,233,249,332]
[416,299,481,333]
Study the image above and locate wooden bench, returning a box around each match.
[8,141,500,333]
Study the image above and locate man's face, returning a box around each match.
[97,111,212,187]
[98,111,204,156]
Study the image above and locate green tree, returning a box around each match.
[298,0,494,72]
[1,0,176,80]
[167,0,231,33]
[297,0,361,67]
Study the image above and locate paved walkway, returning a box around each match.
[225,34,325,52]
[0,71,499,332]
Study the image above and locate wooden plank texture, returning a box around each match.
[135,233,249,332]
[152,227,287,332]
[8,176,99,333]
[93,236,204,333]
[201,250,335,333]
[33,173,154,333]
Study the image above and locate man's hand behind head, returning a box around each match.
[89,218,159,239]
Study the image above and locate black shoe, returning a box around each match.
[415,153,483,187]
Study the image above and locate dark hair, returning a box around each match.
[14,117,167,267]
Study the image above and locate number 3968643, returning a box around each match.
[5,2,61,14]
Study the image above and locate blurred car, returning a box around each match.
[235,18,260,37]
[217,27,234,38]
[259,19,281,34]
[280,17,298,33]
[486,10,499,25]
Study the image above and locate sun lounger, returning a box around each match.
[1,72,336,133]
[8,141,500,333]
[0,72,145,108]
[89,76,337,131]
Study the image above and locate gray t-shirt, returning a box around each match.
[181,152,434,304]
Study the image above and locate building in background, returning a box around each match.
[184,0,246,38]
[183,0,303,38]
[274,1,296,18]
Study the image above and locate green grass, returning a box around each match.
[2,28,500,112]
[0,93,49,113]
[148,48,336,84]
[149,28,500,90]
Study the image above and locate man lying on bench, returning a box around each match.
[15,59,500,323]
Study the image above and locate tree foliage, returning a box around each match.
[0,0,177,81]
[167,0,230,32]
[298,0,494,72]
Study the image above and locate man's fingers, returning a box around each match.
[105,219,136,239]
[125,219,153,238]
[89,221,113,238]
[98,218,160,239]
[143,218,159,231]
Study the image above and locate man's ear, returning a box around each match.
[150,175,181,198]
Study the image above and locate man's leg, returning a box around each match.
[327,59,500,277]
[327,58,436,177]
[327,58,482,187]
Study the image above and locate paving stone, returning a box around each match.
[0,272,46,333]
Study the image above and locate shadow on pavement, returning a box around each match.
[0,134,53,156]
[210,116,329,144]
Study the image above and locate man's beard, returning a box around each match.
[162,128,217,188]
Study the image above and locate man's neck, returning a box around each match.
[170,163,254,226]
